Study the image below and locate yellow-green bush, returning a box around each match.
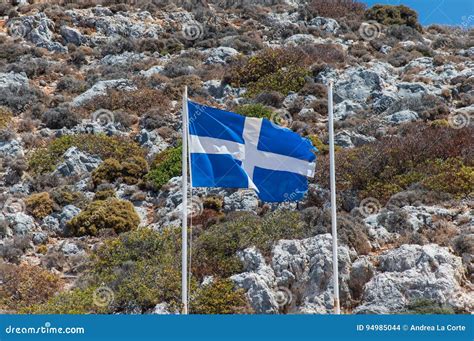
[24,286,109,314]
[246,66,309,98]
[422,158,474,197]
[366,5,422,32]
[193,211,308,278]
[225,48,309,97]
[25,192,54,219]
[92,156,148,186]
[93,188,116,201]
[90,228,183,312]
[0,263,63,311]
[406,299,455,314]
[235,104,273,120]
[29,134,145,175]
[0,106,12,128]
[146,145,182,189]
[191,279,251,314]
[67,198,140,236]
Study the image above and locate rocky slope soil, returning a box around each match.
[0,0,472,314]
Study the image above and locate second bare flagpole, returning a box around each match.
[181,86,189,314]
[328,80,341,314]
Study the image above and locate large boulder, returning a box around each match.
[60,26,84,46]
[231,234,352,314]
[7,13,66,52]
[204,47,239,65]
[0,72,29,92]
[72,79,136,107]
[354,244,472,314]
[231,247,279,314]
[54,147,102,177]
[335,67,384,103]
[334,130,375,148]
[0,139,24,159]
[309,17,340,34]
[5,212,35,236]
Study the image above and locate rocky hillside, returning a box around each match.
[0,0,472,314]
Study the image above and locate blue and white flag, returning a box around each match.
[187,101,317,202]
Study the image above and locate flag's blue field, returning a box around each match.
[187,101,317,202]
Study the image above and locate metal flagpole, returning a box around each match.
[328,80,341,314]
[181,86,189,314]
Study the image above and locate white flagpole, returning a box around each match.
[181,86,189,314]
[328,80,341,314]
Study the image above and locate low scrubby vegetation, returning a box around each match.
[67,198,140,236]
[29,134,145,174]
[316,123,473,203]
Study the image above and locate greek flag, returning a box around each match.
[187,101,317,202]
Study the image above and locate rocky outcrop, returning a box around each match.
[355,244,472,314]
[54,147,102,177]
[7,13,66,52]
[231,234,352,314]
[72,79,136,107]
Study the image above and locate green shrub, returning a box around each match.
[93,188,116,201]
[67,198,140,236]
[246,66,309,98]
[225,48,310,97]
[92,156,148,186]
[25,192,54,219]
[29,134,145,175]
[406,299,455,314]
[421,158,474,197]
[0,263,63,311]
[23,286,109,314]
[146,145,182,189]
[50,187,89,209]
[193,211,310,278]
[0,106,12,128]
[82,88,170,117]
[309,135,329,155]
[366,5,422,32]
[90,228,183,312]
[235,104,273,119]
[191,279,251,314]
